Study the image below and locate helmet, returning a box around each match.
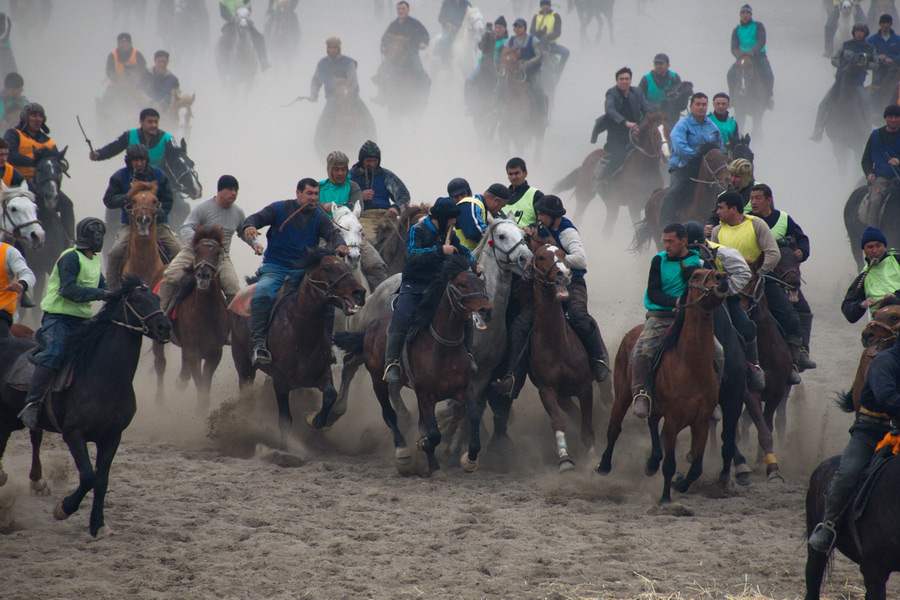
[852,22,870,37]
[683,220,705,245]
[430,197,461,221]
[357,140,381,164]
[727,158,754,188]
[124,143,149,166]
[19,102,48,133]
[74,217,107,252]
[446,177,471,197]
[534,194,566,218]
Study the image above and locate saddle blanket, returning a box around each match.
[7,348,74,392]
[228,284,257,319]
[152,280,178,320]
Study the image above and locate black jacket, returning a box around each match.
[103,166,174,223]
[402,216,475,286]
[842,253,900,323]
[592,86,651,143]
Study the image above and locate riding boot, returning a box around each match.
[787,336,803,385]
[744,337,766,391]
[249,296,273,365]
[17,364,56,430]
[630,355,652,419]
[798,312,817,371]
[490,307,533,398]
[383,331,406,383]
[463,319,477,373]
[575,323,610,383]
[157,280,178,318]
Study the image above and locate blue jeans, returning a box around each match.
[549,43,569,67]
[387,282,427,335]
[249,262,303,348]
[32,313,87,369]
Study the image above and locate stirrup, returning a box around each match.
[632,390,651,419]
[383,360,402,383]
[490,373,516,398]
[591,358,610,380]
[252,347,271,365]
[808,520,838,554]
[17,401,42,430]
[467,352,478,373]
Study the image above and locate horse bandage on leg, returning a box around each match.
[764,453,778,466]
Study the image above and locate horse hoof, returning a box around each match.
[53,501,69,521]
[558,457,575,472]
[427,469,446,480]
[487,434,512,455]
[736,471,752,486]
[94,525,114,539]
[175,377,189,391]
[595,462,611,476]
[767,470,784,484]
[461,453,478,473]
[673,474,690,493]
[0,470,7,487]
[416,437,428,452]
[30,478,50,496]
[305,411,331,431]
[645,461,660,477]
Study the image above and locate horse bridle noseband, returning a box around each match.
[193,239,224,276]
[306,268,356,300]
[0,194,40,242]
[429,277,489,346]
[739,272,766,314]
[680,269,721,311]
[628,124,667,159]
[489,231,528,271]
[531,246,569,286]
[111,285,165,334]
[691,153,729,187]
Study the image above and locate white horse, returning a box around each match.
[831,0,858,54]
[428,5,486,78]
[332,203,366,290]
[0,184,45,250]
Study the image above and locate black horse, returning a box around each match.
[844,182,900,271]
[0,277,170,537]
[159,139,203,232]
[805,453,900,600]
[726,133,754,164]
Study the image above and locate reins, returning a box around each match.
[110,286,165,334]
[679,269,720,310]
[690,152,729,187]
[0,194,40,242]
[429,277,489,347]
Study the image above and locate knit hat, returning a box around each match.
[357,140,381,163]
[447,177,471,197]
[740,4,752,14]
[534,194,566,218]
[861,226,888,249]
[495,16,507,27]
[727,158,754,188]
[4,72,22,89]
[486,183,511,201]
[884,104,900,118]
[653,53,670,64]
[430,197,461,220]
[217,174,239,191]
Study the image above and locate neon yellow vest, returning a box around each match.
[454,196,487,251]
[717,216,761,262]
[535,12,557,43]
[863,252,900,314]
[707,240,726,272]
[41,248,103,318]
[507,187,537,227]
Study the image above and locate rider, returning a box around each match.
[447,177,487,251]
[867,14,900,88]
[728,4,774,109]
[505,156,544,227]
[712,190,804,384]
[437,0,471,65]
[0,233,35,339]
[748,183,817,371]
[16,218,111,430]
[91,108,178,168]
[102,143,180,290]
[141,50,181,111]
[464,17,508,113]
[825,0,866,56]
[105,33,148,90]
[592,66,652,188]
[703,158,756,235]
[0,72,26,132]
[683,220,763,390]
[319,150,388,291]
[240,178,349,365]
[310,37,377,140]
[530,0,570,76]
[382,197,477,383]
[637,53,683,128]
[375,1,430,93]
[811,22,876,143]
[218,0,270,71]
[632,223,704,418]
[502,18,548,127]
[860,104,900,228]
[157,175,249,317]
[842,226,900,322]
[3,103,75,239]
[658,92,723,230]
[0,138,24,188]
[869,2,899,28]
[709,93,740,149]
[349,140,411,244]
[807,337,900,554]
[482,182,512,218]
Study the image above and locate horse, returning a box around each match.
[215,6,258,94]
[313,83,377,163]
[468,29,499,139]
[374,203,429,276]
[829,0,858,55]
[825,53,872,170]
[597,266,728,503]
[0,184,45,252]
[726,133,754,164]
[159,139,203,233]
[230,250,367,451]
[450,5,486,76]
[354,254,492,476]
[805,453,900,600]
[265,0,300,68]
[633,143,730,252]
[332,204,367,289]
[0,276,171,537]
[844,180,900,270]
[572,0,614,45]
[151,226,229,412]
[164,91,197,142]
[495,47,545,158]
[555,112,671,232]
[659,81,694,131]
[729,55,768,139]
[376,34,430,118]
[121,180,164,290]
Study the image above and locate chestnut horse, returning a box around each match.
[374,203,429,276]
[555,112,671,233]
[230,250,367,450]
[837,297,900,415]
[527,241,596,471]
[122,180,164,289]
[597,266,728,504]
[633,144,730,251]
[152,225,230,412]
[347,254,492,476]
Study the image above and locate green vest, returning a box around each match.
[737,21,766,53]
[41,248,103,318]
[709,112,737,146]
[318,178,351,217]
[863,251,900,314]
[219,0,246,17]
[507,186,537,227]
[644,70,678,104]
[769,211,789,240]
[644,250,702,311]
[127,129,174,168]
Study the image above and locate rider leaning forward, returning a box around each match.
[842,226,900,322]
[349,140,411,244]
[860,104,900,227]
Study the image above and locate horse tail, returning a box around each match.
[554,167,581,194]
[333,331,365,353]
[631,217,653,253]
[835,390,856,413]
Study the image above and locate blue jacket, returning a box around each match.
[865,127,900,179]
[455,194,488,244]
[867,30,900,63]
[242,201,346,270]
[402,216,475,286]
[668,114,723,170]
[860,342,900,417]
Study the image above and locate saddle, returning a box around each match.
[847,438,898,549]
[228,276,300,319]
[6,348,74,393]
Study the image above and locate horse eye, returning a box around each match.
[498,234,506,240]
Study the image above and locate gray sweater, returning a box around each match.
[179,198,251,253]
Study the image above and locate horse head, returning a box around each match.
[476,218,532,275]
[699,145,730,190]
[332,204,364,270]
[774,237,802,303]
[530,242,572,299]
[499,47,524,81]
[727,134,754,163]
[33,145,67,210]
[190,225,225,292]
[305,250,366,316]
[0,184,44,249]
[464,6,485,35]
[446,257,492,330]
[862,297,900,356]
[682,265,728,311]
[162,139,202,199]
[235,5,251,27]
[839,0,853,14]
[635,113,671,160]
[109,275,171,343]
[127,180,160,238]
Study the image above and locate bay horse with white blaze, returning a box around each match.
[121,180,164,290]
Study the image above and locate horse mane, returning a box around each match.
[191,224,224,248]
[376,203,428,256]
[639,112,665,131]
[127,179,158,201]
[657,265,703,356]
[472,218,511,261]
[0,185,35,203]
[409,253,475,335]
[875,295,900,310]
[283,247,337,296]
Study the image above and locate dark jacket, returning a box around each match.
[103,166,174,224]
[860,341,900,417]
[867,30,900,63]
[861,126,900,179]
[438,0,470,28]
[402,216,474,286]
[242,201,346,270]
[95,129,178,162]
[646,252,692,309]
[3,126,53,172]
[842,253,900,322]
[349,162,411,211]
[382,16,430,53]
[753,209,811,261]
[592,86,651,143]
[832,38,877,84]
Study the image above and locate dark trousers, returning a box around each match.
[726,294,756,344]
[601,134,629,180]
[726,53,774,98]
[821,418,892,523]
[764,277,800,339]
[792,288,811,315]
[387,289,422,336]
[563,276,594,338]
[0,312,10,338]
[659,167,693,229]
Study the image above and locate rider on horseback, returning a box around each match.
[240,178,349,365]
[17,218,111,430]
[3,103,75,239]
[531,0,570,76]
[437,0,471,65]
[105,33,148,91]
[501,18,548,127]
[349,140,411,243]
[140,50,182,112]
[464,17,507,112]
[703,158,755,235]
[310,37,376,136]
[842,226,900,322]
[860,104,900,227]
[708,93,741,148]
[712,191,804,384]
[592,66,652,189]
[505,156,543,227]
[811,22,876,142]
[0,72,26,132]
[382,197,478,383]
[373,0,430,99]
[450,180,511,250]
[103,143,181,290]
[867,14,900,88]
[219,0,270,71]
[638,53,682,123]
[91,108,178,168]
[0,138,24,188]
[826,0,866,56]
[728,4,774,109]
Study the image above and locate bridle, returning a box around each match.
[305,265,357,300]
[739,272,766,314]
[680,269,721,311]
[628,122,667,159]
[111,285,165,334]
[193,239,223,277]
[691,152,729,187]
[429,275,489,346]
[531,245,569,286]
[487,227,528,272]
[0,194,40,242]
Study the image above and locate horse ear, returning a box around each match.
[60,145,68,158]
[180,138,187,152]
[353,201,361,219]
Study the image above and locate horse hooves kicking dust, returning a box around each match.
[30,478,50,496]
[53,500,69,520]
[460,453,478,473]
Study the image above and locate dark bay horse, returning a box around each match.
[121,180,164,290]
[726,133,754,163]
[374,203,429,276]
[555,112,671,232]
[572,0,614,45]
[469,29,498,139]
[350,254,491,476]
[152,226,230,412]
[526,241,596,471]
[825,54,872,169]
[0,277,170,537]
[230,251,366,451]
[313,84,377,162]
[495,47,545,158]
[598,266,728,504]
[264,0,300,68]
[837,297,900,415]
[805,454,900,600]
[633,144,730,251]
[729,55,768,138]
[160,139,203,233]
[377,34,430,118]
[215,5,257,93]
[843,182,900,271]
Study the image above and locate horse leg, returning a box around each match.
[674,418,709,494]
[198,348,223,415]
[28,428,49,495]
[745,391,781,481]
[861,568,889,600]
[718,399,741,487]
[486,387,513,455]
[416,391,441,476]
[57,430,96,521]
[333,351,364,420]
[538,387,574,471]
[646,413,664,476]
[389,382,411,427]
[183,348,204,410]
[272,381,293,451]
[577,382,595,456]
[86,433,121,538]
[153,340,167,406]
[659,421,678,504]
[310,375,338,429]
[762,392,785,482]
[460,391,483,472]
[774,387,789,446]
[0,429,10,487]
[373,376,411,475]
[601,199,620,238]
[597,381,630,474]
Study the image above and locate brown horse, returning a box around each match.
[597,266,728,504]
[377,33,430,117]
[495,47,545,157]
[555,112,671,233]
[352,255,492,476]
[729,54,768,138]
[152,225,230,412]
[374,203,429,276]
[122,180,164,289]
[838,297,900,415]
[230,251,367,450]
[633,145,730,251]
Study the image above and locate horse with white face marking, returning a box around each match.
[0,184,45,251]
[332,203,365,287]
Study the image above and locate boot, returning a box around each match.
[808,520,838,554]
[382,331,406,383]
[17,364,56,429]
[788,336,803,385]
[797,313,817,371]
[249,296,273,365]
[631,355,652,419]
[576,323,610,383]
[490,311,532,398]
[744,337,766,391]
[463,320,477,373]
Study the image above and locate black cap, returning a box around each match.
[495,15,507,27]
[885,104,900,118]
[218,174,239,191]
[117,32,132,42]
[447,177,472,197]
[683,221,705,244]
[534,194,566,218]
[4,72,22,89]
[653,53,670,64]
[486,183,511,201]
[513,17,527,28]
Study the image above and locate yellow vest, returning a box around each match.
[454,196,487,251]
[717,216,761,263]
[41,247,103,318]
[0,243,17,315]
[707,240,725,272]
[535,12,557,43]
[14,129,56,179]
